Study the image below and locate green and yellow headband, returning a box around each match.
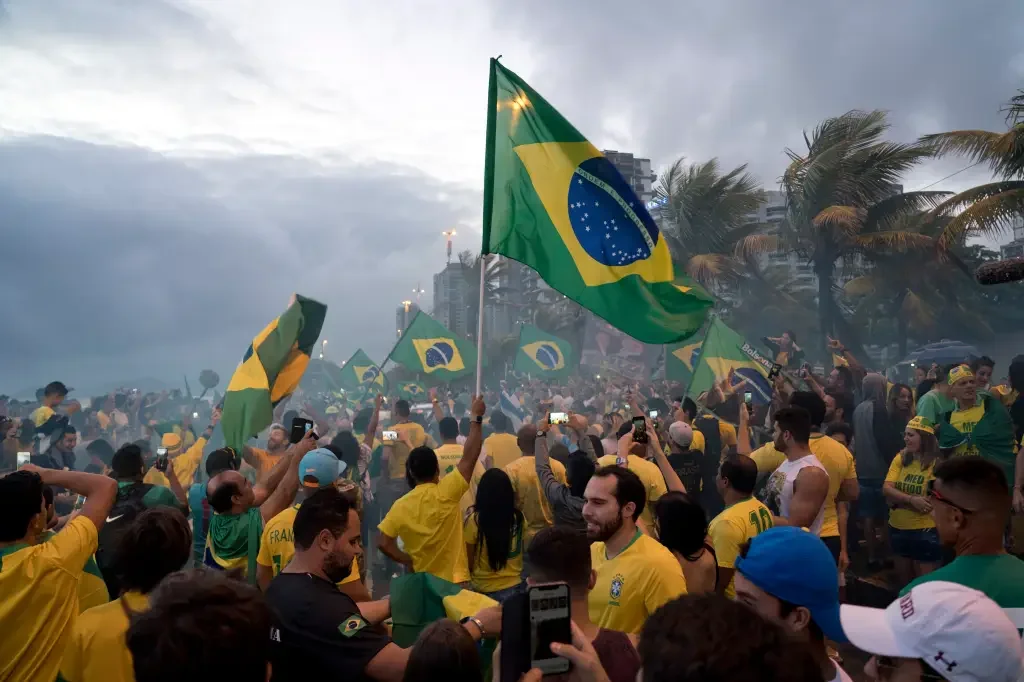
[906,415,935,435]
[947,365,974,386]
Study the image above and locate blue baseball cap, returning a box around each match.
[734,526,846,643]
[299,448,347,488]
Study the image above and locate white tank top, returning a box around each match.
[765,454,829,535]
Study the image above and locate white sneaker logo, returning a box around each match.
[106,514,124,523]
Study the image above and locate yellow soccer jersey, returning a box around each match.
[504,456,567,547]
[708,497,773,598]
[885,454,937,531]
[58,591,150,682]
[589,530,687,634]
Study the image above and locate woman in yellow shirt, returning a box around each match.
[464,468,524,601]
[882,416,945,585]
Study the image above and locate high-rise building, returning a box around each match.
[602,150,657,204]
[1000,216,1024,260]
[432,262,471,337]
[395,301,420,338]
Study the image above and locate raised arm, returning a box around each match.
[258,430,318,522]
[536,412,573,507]
[645,417,685,494]
[737,401,752,455]
[24,464,118,533]
[455,395,486,483]
[364,394,383,449]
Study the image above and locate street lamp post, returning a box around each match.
[442,229,457,264]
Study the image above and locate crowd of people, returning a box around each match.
[3,342,1024,682]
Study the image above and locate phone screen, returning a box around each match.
[548,412,569,425]
[648,409,659,419]
[382,430,399,442]
[17,451,30,468]
[744,391,753,404]
[632,416,648,443]
[528,583,571,674]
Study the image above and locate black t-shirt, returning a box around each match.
[667,448,702,494]
[265,572,391,682]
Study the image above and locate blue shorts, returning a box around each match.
[889,527,943,563]
[857,478,888,520]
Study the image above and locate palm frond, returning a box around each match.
[813,205,864,238]
[919,130,1021,179]
[843,275,877,297]
[854,231,935,253]
[734,233,781,260]
[934,185,1024,248]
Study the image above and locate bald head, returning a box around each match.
[207,470,247,514]
[517,424,538,455]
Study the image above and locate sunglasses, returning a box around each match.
[926,479,976,515]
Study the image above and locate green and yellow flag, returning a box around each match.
[481,59,714,344]
[397,381,427,401]
[513,324,575,378]
[390,573,498,647]
[387,311,476,382]
[338,348,387,393]
[221,295,327,452]
[685,317,777,406]
[666,338,704,384]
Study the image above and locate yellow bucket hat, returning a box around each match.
[161,432,182,453]
[906,415,935,434]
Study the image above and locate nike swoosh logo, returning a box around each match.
[106,514,124,523]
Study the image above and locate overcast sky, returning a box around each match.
[2,0,1022,394]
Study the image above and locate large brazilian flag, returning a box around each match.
[387,311,477,382]
[685,317,778,406]
[513,324,575,379]
[481,59,714,344]
[338,348,387,393]
[222,295,327,452]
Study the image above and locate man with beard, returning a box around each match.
[242,423,290,478]
[584,466,686,634]
[265,486,500,682]
[256,448,368,602]
[761,407,829,535]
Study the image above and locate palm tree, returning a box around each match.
[653,157,767,285]
[737,110,940,344]
[920,90,1024,247]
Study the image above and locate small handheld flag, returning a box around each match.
[388,311,477,382]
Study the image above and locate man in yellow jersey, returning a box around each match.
[378,400,436,530]
[744,392,858,571]
[241,423,290,477]
[144,407,221,490]
[435,415,479,518]
[0,464,117,682]
[505,423,568,547]
[256,448,368,601]
[584,466,686,633]
[59,507,192,682]
[38,487,109,612]
[378,395,487,583]
[31,380,69,432]
[596,422,668,531]
[481,410,521,470]
[204,429,316,582]
[709,454,773,598]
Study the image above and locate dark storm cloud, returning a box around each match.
[489,0,1024,187]
[0,137,476,393]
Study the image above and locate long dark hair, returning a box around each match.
[470,468,523,572]
[902,429,941,468]
[404,620,482,682]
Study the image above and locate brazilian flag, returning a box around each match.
[387,311,476,382]
[666,337,705,384]
[338,348,387,393]
[221,295,327,452]
[390,573,497,650]
[398,381,427,401]
[513,324,575,378]
[481,59,714,344]
[685,317,778,406]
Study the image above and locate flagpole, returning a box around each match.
[474,256,486,395]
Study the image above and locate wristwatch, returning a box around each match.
[473,415,484,424]
[460,615,486,638]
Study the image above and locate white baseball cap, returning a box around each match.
[840,581,1024,682]
[668,421,693,447]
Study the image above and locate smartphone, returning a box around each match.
[155,447,169,472]
[192,411,199,419]
[632,415,648,443]
[528,583,572,675]
[290,417,316,444]
[648,409,659,419]
[548,412,569,425]
[382,430,399,442]
[17,451,30,467]
[744,391,753,405]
